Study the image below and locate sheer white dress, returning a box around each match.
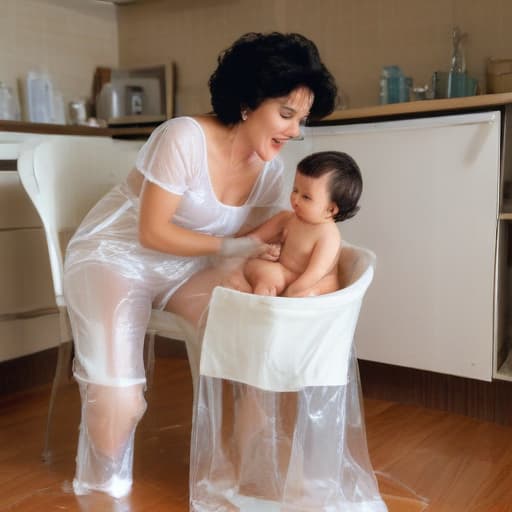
[63,116,286,497]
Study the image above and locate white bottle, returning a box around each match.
[25,70,54,123]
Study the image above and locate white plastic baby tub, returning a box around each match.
[190,244,387,512]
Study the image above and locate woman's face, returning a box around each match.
[242,86,314,161]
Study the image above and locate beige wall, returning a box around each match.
[118,0,512,114]
[2,0,512,118]
[0,0,118,117]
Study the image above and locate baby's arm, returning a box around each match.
[246,210,293,243]
[283,231,341,297]
[244,211,292,261]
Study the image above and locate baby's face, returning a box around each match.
[290,172,338,224]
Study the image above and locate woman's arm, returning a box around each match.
[139,181,267,258]
[138,181,222,256]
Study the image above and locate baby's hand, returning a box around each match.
[259,243,281,262]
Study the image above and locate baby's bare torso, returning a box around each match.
[279,215,340,276]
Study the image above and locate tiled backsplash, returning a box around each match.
[3,0,512,118]
[0,0,119,116]
[118,0,512,113]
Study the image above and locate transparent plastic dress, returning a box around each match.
[190,244,388,512]
[62,116,287,497]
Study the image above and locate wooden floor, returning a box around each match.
[1,355,512,512]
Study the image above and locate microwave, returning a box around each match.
[95,63,175,126]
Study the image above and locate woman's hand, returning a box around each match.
[219,236,267,258]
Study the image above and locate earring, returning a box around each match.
[241,109,248,121]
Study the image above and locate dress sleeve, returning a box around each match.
[135,117,201,195]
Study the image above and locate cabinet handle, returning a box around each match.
[0,307,58,322]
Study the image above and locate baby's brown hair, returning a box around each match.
[297,151,362,222]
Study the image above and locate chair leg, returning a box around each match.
[145,331,156,389]
[42,340,74,463]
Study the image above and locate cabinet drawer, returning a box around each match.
[0,228,55,315]
[0,171,42,228]
[0,313,60,362]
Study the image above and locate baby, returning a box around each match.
[231,150,362,297]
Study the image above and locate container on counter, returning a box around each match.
[380,66,411,104]
[0,82,21,121]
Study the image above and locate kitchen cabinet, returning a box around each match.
[0,130,144,362]
[495,105,512,382]
[3,96,512,384]
[0,132,60,362]
[281,111,502,381]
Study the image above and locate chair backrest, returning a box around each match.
[17,135,142,304]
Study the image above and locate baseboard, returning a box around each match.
[358,359,512,426]
[0,345,58,396]
[0,335,188,396]
[3,345,511,426]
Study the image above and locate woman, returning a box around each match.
[64,31,337,498]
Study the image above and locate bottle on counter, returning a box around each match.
[380,65,411,104]
[446,26,478,98]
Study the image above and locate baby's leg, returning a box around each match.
[285,272,341,297]
[64,262,152,497]
[307,272,340,296]
[244,259,294,296]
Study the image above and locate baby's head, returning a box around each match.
[296,151,362,222]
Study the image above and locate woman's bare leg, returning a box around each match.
[221,267,253,294]
[167,268,247,511]
[64,263,151,496]
[165,266,226,327]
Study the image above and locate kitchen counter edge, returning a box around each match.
[323,92,512,123]
[0,120,154,138]
[3,93,512,136]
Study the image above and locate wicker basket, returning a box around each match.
[487,58,512,93]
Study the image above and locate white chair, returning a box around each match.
[16,135,188,463]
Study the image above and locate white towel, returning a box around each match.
[199,265,373,392]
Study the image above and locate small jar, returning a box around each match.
[0,82,21,120]
[68,99,88,125]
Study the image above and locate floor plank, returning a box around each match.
[1,356,512,511]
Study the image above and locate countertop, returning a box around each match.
[0,119,154,138]
[323,92,512,123]
[2,93,512,137]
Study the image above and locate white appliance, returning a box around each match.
[280,112,500,381]
[96,77,165,125]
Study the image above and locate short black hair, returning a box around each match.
[209,32,338,125]
[297,151,362,222]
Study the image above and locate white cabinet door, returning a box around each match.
[284,112,500,380]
